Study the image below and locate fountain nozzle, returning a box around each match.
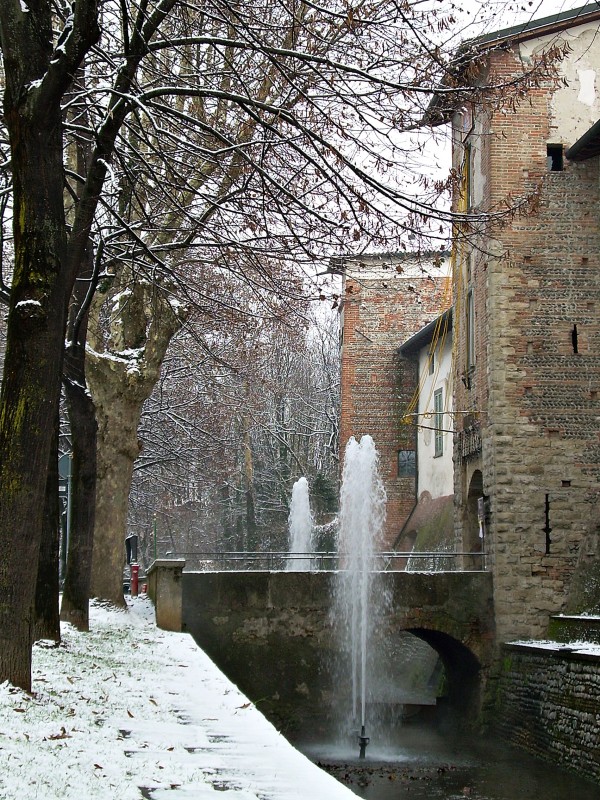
[358,725,369,759]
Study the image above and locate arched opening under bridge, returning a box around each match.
[404,627,482,725]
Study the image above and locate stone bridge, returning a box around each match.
[179,569,494,738]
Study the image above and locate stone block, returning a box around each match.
[147,559,185,632]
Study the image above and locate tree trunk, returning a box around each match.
[33,416,62,643]
[0,0,100,692]
[243,413,258,550]
[0,94,70,691]
[60,244,98,631]
[89,391,141,605]
[87,280,185,604]
[60,344,98,629]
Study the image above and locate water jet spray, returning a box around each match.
[335,435,386,759]
[287,477,314,571]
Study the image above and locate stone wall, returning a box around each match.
[183,570,337,738]
[147,558,185,631]
[495,643,600,783]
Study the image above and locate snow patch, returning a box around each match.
[111,288,132,314]
[509,638,600,657]
[16,299,42,309]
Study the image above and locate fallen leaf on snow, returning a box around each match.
[48,727,71,740]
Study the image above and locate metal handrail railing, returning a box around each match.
[163,550,488,572]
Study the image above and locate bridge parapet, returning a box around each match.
[167,550,488,572]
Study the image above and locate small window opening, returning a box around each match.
[544,493,552,554]
[572,324,579,354]
[463,142,472,208]
[547,144,564,172]
[398,449,416,478]
[428,348,435,375]
[466,288,475,371]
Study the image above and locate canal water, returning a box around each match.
[298,721,599,800]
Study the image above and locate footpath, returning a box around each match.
[0,596,356,800]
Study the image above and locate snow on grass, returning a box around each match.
[0,597,355,800]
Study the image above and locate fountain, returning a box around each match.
[287,477,314,571]
[334,435,386,758]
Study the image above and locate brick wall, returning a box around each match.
[453,47,600,641]
[339,255,450,548]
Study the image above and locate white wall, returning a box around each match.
[416,331,454,499]
[522,21,600,144]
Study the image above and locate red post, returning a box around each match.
[131,563,139,596]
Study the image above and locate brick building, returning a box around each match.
[429,3,600,640]
[333,253,451,549]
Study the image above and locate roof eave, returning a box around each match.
[472,2,600,49]
[565,118,600,161]
[424,2,600,127]
[399,307,453,359]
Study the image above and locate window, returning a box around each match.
[428,347,435,375]
[547,144,564,172]
[460,105,473,141]
[434,388,444,457]
[466,287,475,372]
[463,143,472,209]
[398,449,416,477]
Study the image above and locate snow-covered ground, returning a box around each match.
[0,597,356,800]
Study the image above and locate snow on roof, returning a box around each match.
[0,597,355,800]
[506,639,600,659]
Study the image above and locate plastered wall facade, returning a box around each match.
[415,327,455,500]
[452,23,600,642]
[338,254,451,548]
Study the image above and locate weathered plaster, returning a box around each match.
[521,24,600,143]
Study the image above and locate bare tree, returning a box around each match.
[128,302,340,563]
[0,0,560,688]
